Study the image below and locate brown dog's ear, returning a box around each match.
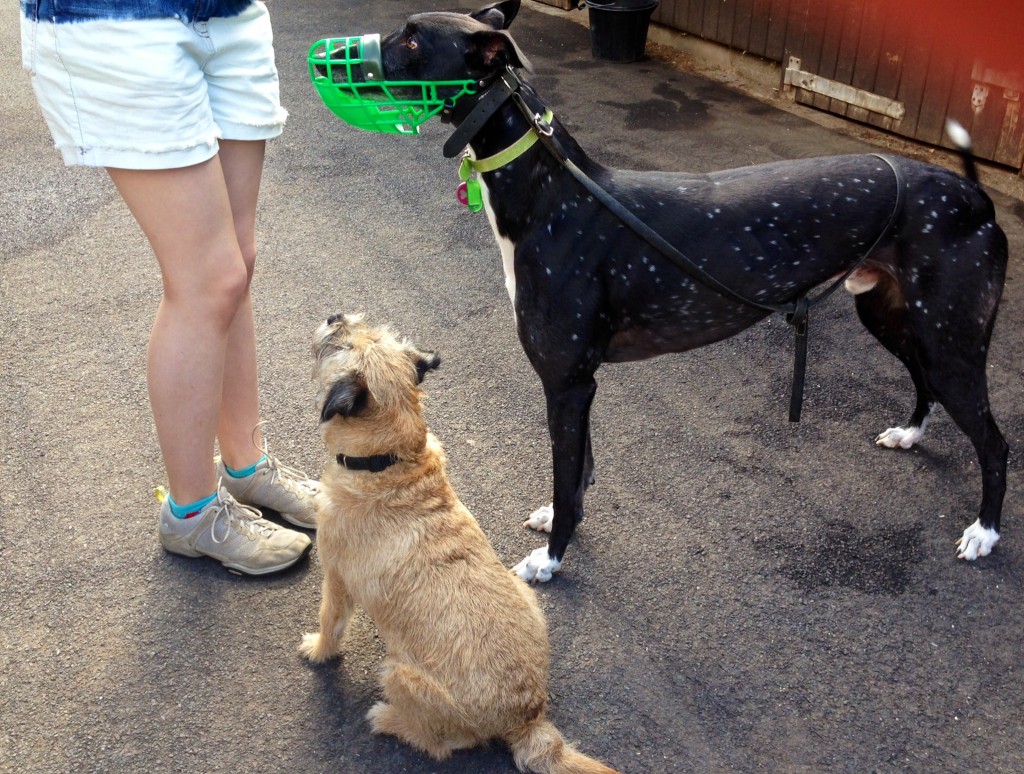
[320,373,370,423]
[470,29,531,72]
[414,351,441,384]
[470,0,520,30]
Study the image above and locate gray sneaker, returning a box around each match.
[158,485,312,575]
[217,452,318,529]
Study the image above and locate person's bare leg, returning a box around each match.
[214,139,267,470]
[107,156,249,505]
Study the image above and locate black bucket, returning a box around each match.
[584,0,659,63]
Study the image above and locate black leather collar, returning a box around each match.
[336,453,400,473]
[442,68,522,158]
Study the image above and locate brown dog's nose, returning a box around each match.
[327,314,344,326]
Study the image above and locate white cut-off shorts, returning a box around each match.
[20,2,287,169]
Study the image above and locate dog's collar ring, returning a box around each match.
[336,453,401,473]
[455,108,554,213]
[532,111,553,137]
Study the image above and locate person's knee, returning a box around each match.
[207,259,250,325]
[164,248,250,327]
[237,242,257,285]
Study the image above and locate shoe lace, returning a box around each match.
[263,447,318,497]
[210,489,275,544]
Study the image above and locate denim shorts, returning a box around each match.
[20,1,287,169]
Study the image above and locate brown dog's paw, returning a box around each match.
[366,701,395,734]
[367,702,456,761]
[298,632,337,663]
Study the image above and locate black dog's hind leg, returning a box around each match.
[854,288,937,449]
[514,378,597,582]
[854,282,1008,559]
[928,358,1008,559]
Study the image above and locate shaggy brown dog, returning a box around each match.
[300,314,617,774]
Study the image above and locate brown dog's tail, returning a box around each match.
[506,716,619,774]
[945,118,979,184]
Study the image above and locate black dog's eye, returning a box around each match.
[405,35,418,50]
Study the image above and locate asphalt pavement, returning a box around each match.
[2,1,1023,772]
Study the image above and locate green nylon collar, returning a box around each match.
[459,109,554,181]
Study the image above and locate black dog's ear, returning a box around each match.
[471,29,531,72]
[414,351,441,384]
[470,0,520,30]
[320,373,370,423]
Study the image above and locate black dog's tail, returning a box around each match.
[945,119,979,184]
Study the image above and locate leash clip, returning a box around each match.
[532,112,553,137]
[785,296,810,331]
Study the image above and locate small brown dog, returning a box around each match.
[300,314,617,774]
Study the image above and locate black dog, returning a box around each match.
[375,0,1009,581]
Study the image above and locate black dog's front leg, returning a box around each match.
[514,378,597,582]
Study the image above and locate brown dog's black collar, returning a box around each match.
[336,453,400,473]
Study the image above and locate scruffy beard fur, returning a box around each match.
[301,314,617,774]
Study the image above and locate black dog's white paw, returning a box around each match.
[956,520,999,560]
[513,546,562,582]
[875,424,926,449]
[523,504,554,532]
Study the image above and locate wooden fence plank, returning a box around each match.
[863,3,908,132]
[730,0,756,52]
[688,0,706,38]
[969,83,1013,163]
[851,1,884,93]
[994,97,1024,168]
[828,0,867,118]
[717,0,739,48]
[702,0,722,41]
[892,30,932,139]
[746,0,773,58]
[807,0,841,112]
[763,0,792,62]
[781,0,811,62]
[914,44,959,146]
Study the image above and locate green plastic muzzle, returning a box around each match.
[308,35,477,135]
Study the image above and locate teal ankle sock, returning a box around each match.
[168,491,218,520]
[224,454,267,479]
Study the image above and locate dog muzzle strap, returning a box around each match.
[336,453,400,473]
[442,69,522,158]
